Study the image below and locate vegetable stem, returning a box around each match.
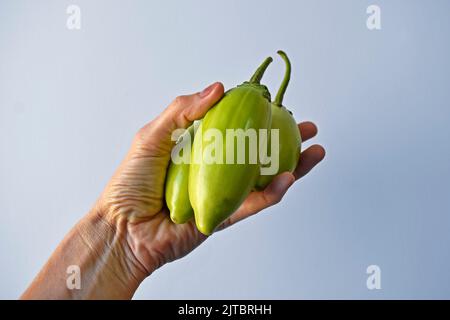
[249,57,273,84]
[274,50,291,106]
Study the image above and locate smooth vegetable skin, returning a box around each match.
[165,125,195,224]
[255,50,302,190]
[189,57,273,235]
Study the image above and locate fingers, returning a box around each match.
[296,121,324,179]
[294,144,326,180]
[298,121,318,142]
[218,172,295,230]
[216,121,324,232]
[217,143,325,231]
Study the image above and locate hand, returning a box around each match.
[96,82,325,276]
[21,82,325,299]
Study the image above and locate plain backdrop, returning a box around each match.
[1,0,450,299]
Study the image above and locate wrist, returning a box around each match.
[94,197,166,276]
[21,207,149,300]
[74,208,149,298]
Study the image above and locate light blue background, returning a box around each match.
[1,0,450,299]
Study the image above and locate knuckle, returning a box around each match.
[272,197,282,205]
[172,95,189,108]
[135,124,148,141]
[134,120,155,145]
[269,193,283,205]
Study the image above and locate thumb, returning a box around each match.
[166,82,225,129]
[139,82,224,144]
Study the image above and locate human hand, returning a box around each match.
[95,82,325,277]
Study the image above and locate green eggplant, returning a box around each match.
[165,124,196,224]
[189,57,273,235]
[255,50,302,190]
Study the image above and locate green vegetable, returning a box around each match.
[255,50,302,190]
[189,57,273,235]
[165,124,195,224]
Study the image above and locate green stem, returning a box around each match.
[249,57,273,84]
[274,50,291,106]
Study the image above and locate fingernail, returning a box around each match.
[273,173,294,194]
[199,82,217,98]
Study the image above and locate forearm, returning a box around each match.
[21,209,147,299]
